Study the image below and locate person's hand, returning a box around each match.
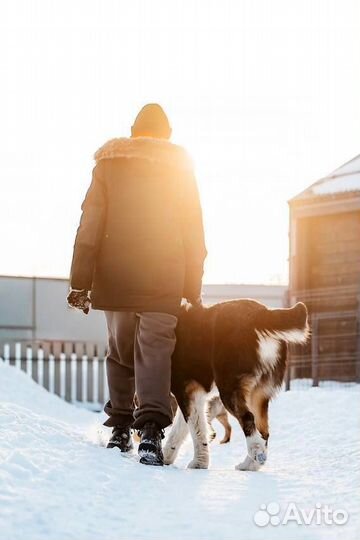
[186,295,203,309]
[67,289,91,314]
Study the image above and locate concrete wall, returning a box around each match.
[0,276,287,348]
[0,276,107,345]
[0,277,34,341]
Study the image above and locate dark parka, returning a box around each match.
[69,137,207,316]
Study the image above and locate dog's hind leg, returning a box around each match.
[250,385,270,445]
[206,396,232,443]
[219,379,267,471]
[206,396,219,442]
[163,407,189,465]
[216,412,232,444]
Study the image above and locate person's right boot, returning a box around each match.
[107,425,134,453]
[138,421,165,466]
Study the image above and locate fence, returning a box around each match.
[0,340,109,411]
[286,311,360,389]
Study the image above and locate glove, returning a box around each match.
[67,289,91,314]
[186,295,203,309]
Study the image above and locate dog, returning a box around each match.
[164,298,309,470]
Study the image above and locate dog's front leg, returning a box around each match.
[163,408,189,465]
[187,388,210,469]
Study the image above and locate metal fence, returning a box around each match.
[0,340,109,411]
[286,310,360,389]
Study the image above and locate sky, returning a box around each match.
[1,0,360,285]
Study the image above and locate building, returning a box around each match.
[288,154,360,382]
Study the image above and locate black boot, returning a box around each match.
[107,425,134,453]
[138,421,165,466]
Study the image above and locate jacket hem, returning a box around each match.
[91,301,181,316]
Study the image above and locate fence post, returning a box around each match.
[26,345,32,377]
[37,345,44,387]
[93,344,99,405]
[3,343,10,365]
[59,344,66,400]
[311,315,319,387]
[48,343,55,394]
[15,343,21,370]
[70,344,77,403]
[82,345,88,403]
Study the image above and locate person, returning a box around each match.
[67,103,207,465]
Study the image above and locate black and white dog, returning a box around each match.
[165,299,309,471]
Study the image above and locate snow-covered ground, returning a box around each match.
[1,362,359,540]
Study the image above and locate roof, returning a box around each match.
[291,154,360,201]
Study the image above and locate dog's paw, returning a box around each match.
[255,451,267,465]
[208,426,216,441]
[246,433,267,466]
[163,445,176,465]
[249,443,267,466]
[187,458,209,469]
[235,455,261,471]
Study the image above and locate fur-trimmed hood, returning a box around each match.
[94,136,193,171]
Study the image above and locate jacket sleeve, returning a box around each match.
[180,171,207,300]
[69,165,106,291]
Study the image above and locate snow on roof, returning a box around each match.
[292,154,360,200]
[312,173,360,196]
[330,153,360,176]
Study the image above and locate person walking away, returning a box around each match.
[67,104,207,465]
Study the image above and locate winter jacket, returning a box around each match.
[69,136,207,316]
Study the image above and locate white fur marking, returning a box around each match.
[163,409,189,465]
[255,330,280,371]
[187,389,210,469]
[246,431,266,454]
[236,430,267,471]
[270,327,309,344]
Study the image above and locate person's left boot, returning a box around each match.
[138,421,165,466]
[107,425,134,453]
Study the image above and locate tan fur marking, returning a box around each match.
[249,386,270,439]
[185,380,204,397]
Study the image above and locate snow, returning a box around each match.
[330,154,360,176]
[1,361,359,540]
[312,173,360,195]
[292,154,360,199]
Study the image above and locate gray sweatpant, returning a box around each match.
[103,311,178,429]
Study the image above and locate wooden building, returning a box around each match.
[288,154,360,383]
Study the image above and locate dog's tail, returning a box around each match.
[261,302,310,344]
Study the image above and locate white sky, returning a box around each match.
[1,0,359,284]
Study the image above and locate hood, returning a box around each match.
[94,136,193,171]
